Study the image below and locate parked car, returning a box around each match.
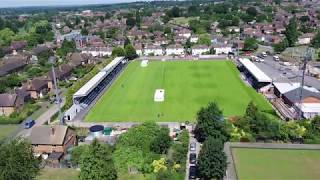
[262,52,267,57]
[273,55,280,61]
[24,119,35,129]
[189,153,197,164]
[189,166,197,180]
[190,142,196,152]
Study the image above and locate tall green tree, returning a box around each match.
[124,44,138,60]
[112,46,126,57]
[57,40,76,57]
[0,138,40,180]
[136,10,141,29]
[285,18,299,47]
[126,17,136,29]
[150,128,172,154]
[79,139,117,180]
[244,38,258,51]
[197,137,227,180]
[194,102,229,143]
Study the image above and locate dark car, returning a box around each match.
[189,153,197,165]
[189,166,197,180]
[24,119,35,129]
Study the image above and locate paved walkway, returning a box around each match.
[223,142,320,180]
[66,121,182,129]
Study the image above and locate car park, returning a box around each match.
[189,153,197,164]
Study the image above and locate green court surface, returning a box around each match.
[86,60,271,122]
[232,148,320,180]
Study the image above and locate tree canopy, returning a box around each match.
[112,47,126,57]
[285,18,298,47]
[79,139,117,180]
[194,102,229,143]
[0,138,40,180]
[197,137,227,180]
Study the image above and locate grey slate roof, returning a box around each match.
[29,125,68,145]
[284,87,320,103]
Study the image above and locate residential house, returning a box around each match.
[0,93,24,116]
[0,56,29,76]
[190,35,199,43]
[176,29,192,38]
[192,45,210,56]
[227,26,240,33]
[69,53,90,67]
[25,78,49,99]
[10,41,27,51]
[166,44,185,56]
[81,47,112,57]
[29,125,76,163]
[134,44,143,56]
[144,45,163,56]
[212,44,233,54]
[47,64,73,90]
[298,33,315,45]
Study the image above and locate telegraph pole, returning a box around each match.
[49,56,64,125]
[297,49,312,120]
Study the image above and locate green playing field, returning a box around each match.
[85,60,272,122]
[232,148,320,180]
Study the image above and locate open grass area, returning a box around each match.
[86,60,272,122]
[0,125,18,141]
[169,17,199,26]
[232,148,320,180]
[36,168,79,180]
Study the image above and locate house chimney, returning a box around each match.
[51,126,55,135]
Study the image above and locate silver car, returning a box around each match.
[190,142,196,152]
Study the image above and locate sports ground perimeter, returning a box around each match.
[85,60,272,122]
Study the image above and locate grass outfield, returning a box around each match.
[85,60,272,122]
[36,168,79,180]
[232,148,320,180]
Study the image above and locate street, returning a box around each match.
[185,133,201,180]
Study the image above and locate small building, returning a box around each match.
[81,47,112,57]
[69,53,91,67]
[166,44,184,55]
[29,125,76,157]
[190,35,199,43]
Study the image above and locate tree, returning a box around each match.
[71,144,89,165]
[244,38,258,51]
[136,10,141,28]
[126,17,136,29]
[199,34,211,46]
[124,37,131,47]
[0,138,40,180]
[246,7,258,17]
[194,102,229,143]
[273,38,289,52]
[311,31,320,48]
[0,28,15,46]
[300,15,310,23]
[150,128,172,154]
[79,139,117,180]
[124,44,137,60]
[285,18,298,47]
[112,47,126,57]
[197,137,227,180]
[56,40,76,57]
[164,26,172,35]
[81,28,89,35]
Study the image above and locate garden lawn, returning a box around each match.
[36,168,79,180]
[0,125,18,141]
[232,148,320,180]
[86,60,272,122]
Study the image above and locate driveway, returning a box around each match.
[185,133,201,180]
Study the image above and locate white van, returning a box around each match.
[273,55,280,61]
[262,52,267,57]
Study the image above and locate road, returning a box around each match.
[8,97,66,140]
[185,133,201,180]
